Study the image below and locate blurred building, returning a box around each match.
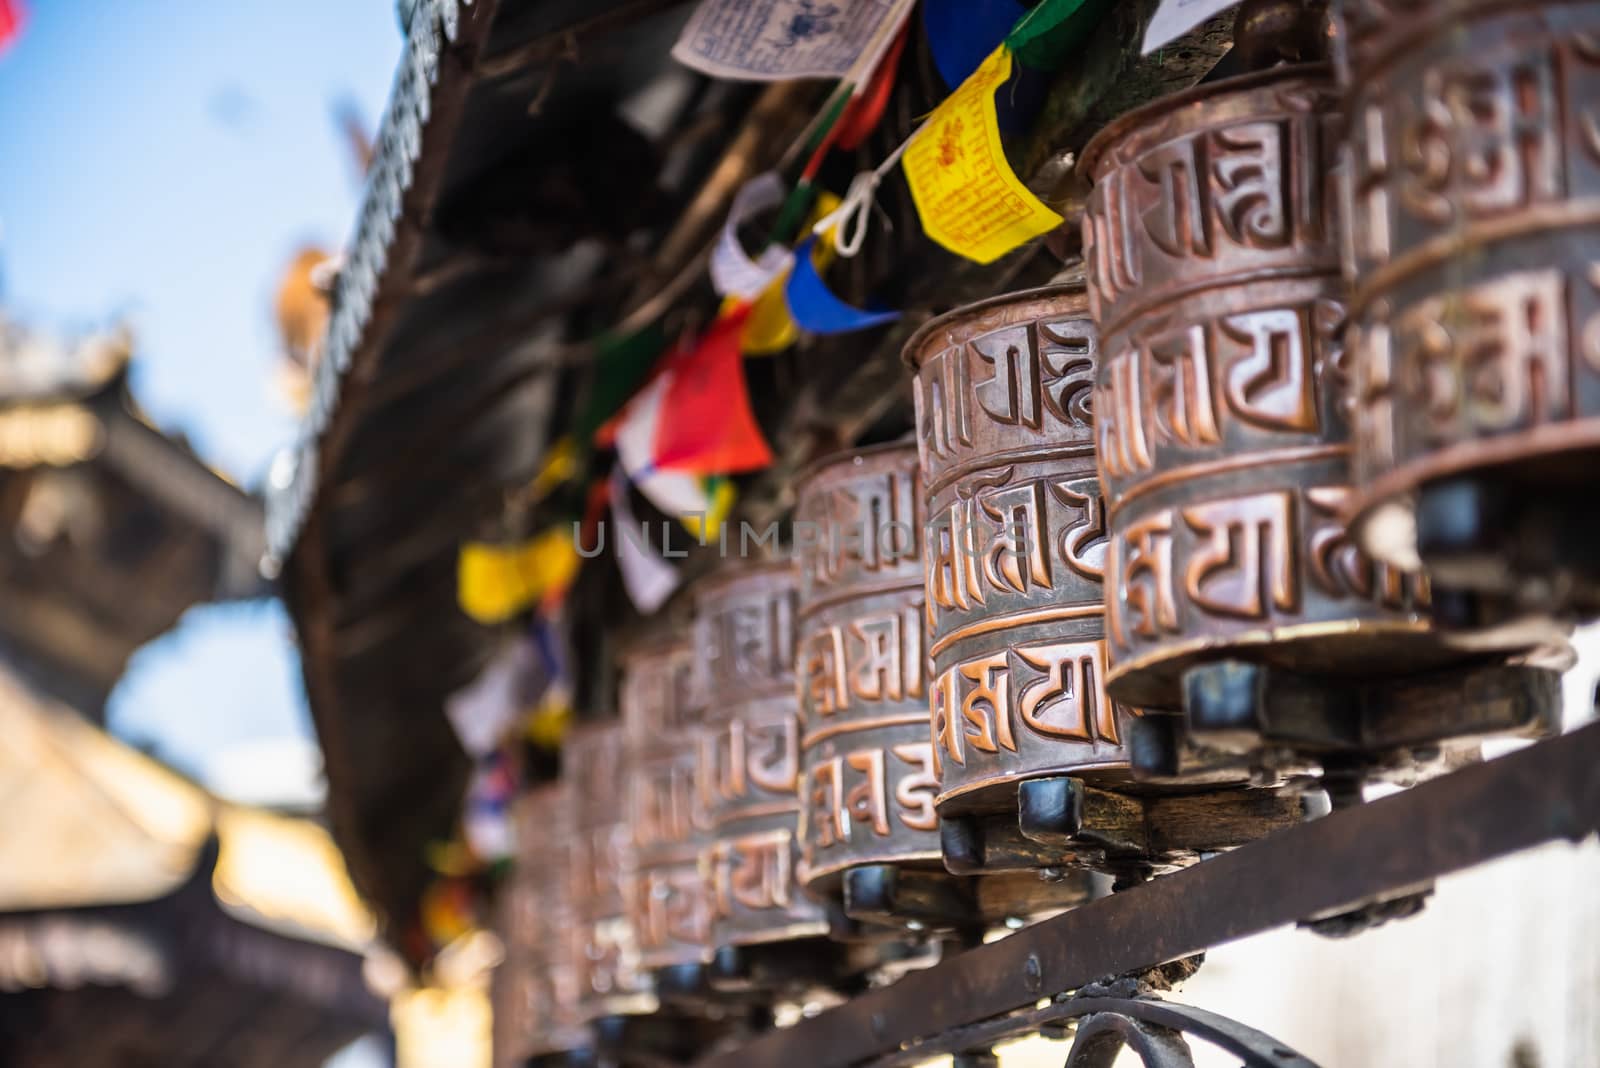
[0,668,391,1065]
[0,315,267,719]
[0,315,393,1065]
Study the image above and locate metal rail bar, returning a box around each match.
[697,722,1600,1068]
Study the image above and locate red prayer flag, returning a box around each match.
[834,23,909,150]
[0,0,25,57]
[651,305,772,476]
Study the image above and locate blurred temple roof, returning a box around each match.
[0,662,389,1066]
[0,313,270,719]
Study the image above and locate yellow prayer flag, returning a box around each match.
[419,878,477,947]
[903,46,1064,265]
[741,272,800,354]
[681,477,737,540]
[456,528,581,625]
[457,543,531,625]
[527,436,578,502]
[523,693,572,750]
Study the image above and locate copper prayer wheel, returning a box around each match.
[692,560,898,992]
[566,722,655,1023]
[792,444,938,892]
[901,286,1302,880]
[1079,63,1441,704]
[497,786,587,1065]
[1335,0,1600,621]
[1078,63,1559,775]
[621,639,713,982]
[792,442,1100,926]
[693,562,833,951]
[904,283,1132,814]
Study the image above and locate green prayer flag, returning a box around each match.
[573,324,667,446]
[1004,0,1110,70]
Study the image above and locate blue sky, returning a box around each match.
[0,1,401,787]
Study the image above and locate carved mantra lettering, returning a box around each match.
[1087,113,1328,312]
[633,757,696,848]
[801,604,924,718]
[1098,300,1339,484]
[1350,31,1600,268]
[582,912,646,999]
[1107,486,1420,653]
[622,650,697,736]
[805,742,939,851]
[702,594,796,697]
[926,474,1107,616]
[916,317,1097,470]
[1357,50,1559,263]
[800,468,920,589]
[633,866,710,950]
[702,715,799,812]
[571,825,630,912]
[928,639,1118,772]
[1393,268,1571,439]
[708,829,795,916]
[1355,263,1600,467]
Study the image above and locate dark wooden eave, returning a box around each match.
[277,0,711,947]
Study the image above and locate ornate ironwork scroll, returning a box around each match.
[875,995,1321,1068]
[622,640,713,976]
[692,562,834,952]
[1335,0,1600,620]
[496,785,588,1065]
[904,285,1131,814]
[567,723,656,1022]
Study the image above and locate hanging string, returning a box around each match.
[810,117,927,258]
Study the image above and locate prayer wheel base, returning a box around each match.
[1124,715,1266,788]
[529,1050,597,1068]
[650,964,781,1019]
[838,862,1103,934]
[938,777,1304,881]
[708,938,890,1000]
[1105,627,1471,716]
[589,1010,737,1066]
[1412,473,1600,623]
[1138,660,1564,788]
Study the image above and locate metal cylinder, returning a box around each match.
[567,722,656,1022]
[1335,0,1600,615]
[903,285,1131,816]
[622,640,713,975]
[794,442,1100,924]
[792,444,940,884]
[693,561,832,949]
[498,785,587,1063]
[1078,64,1449,710]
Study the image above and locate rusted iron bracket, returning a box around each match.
[696,720,1600,1068]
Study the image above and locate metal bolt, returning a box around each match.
[1023,953,1043,993]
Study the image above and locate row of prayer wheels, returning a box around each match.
[495,2,1594,1059]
